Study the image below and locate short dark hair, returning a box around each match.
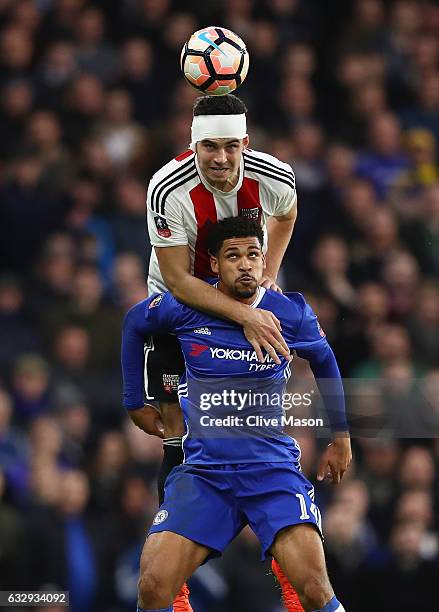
[207,217,264,256]
[193,94,248,116]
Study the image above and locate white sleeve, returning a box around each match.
[257,159,297,218]
[147,187,188,248]
[273,162,297,217]
[274,186,297,217]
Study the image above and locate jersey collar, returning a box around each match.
[195,154,244,196]
[250,286,266,308]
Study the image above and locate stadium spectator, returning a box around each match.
[57,396,92,469]
[324,483,378,610]
[400,71,439,145]
[338,178,379,244]
[358,520,439,611]
[73,6,118,84]
[110,252,148,309]
[398,446,435,492]
[0,78,34,159]
[356,112,411,198]
[110,177,153,265]
[0,148,69,273]
[381,249,420,318]
[311,235,356,309]
[89,430,129,512]
[0,388,29,502]
[26,469,105,612]
[0,468,25,588]
[11,355,54,426]
[0,25,34,81]
[0,274,41,377]
[26,109,75,193]
[115,38,160,127]
[94,89,149,170]
[35,40,79,109]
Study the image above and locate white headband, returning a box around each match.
[190,113,247,150]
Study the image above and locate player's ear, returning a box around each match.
[210,253,219,274]
[243,135,249,149]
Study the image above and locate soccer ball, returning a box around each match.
[181,26,249,95]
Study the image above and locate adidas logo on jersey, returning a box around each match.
[194,327,211,335]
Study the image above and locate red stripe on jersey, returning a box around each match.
[190,183,218,279]
[237,177,262,223]
[175,149,194,162]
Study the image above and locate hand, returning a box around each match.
[128,404,164,438]
[241,307,291,365]
[317,434,352,485]
[261,275,283,293]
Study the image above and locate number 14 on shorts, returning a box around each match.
[295,493,322,531]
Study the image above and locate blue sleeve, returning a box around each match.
[292,301,328,351]
[121,293,182,410]
[294,302,348,433]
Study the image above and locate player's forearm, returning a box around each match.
[166,273,249,324]
[128,405,154,430]
[265,212,296,280]
[121,303,150,409]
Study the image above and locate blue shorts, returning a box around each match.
[149,462,322,560]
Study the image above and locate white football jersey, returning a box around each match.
[146,148,297,294]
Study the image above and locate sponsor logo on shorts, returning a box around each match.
[194,327,211,335]
[153,509,169,525]
[154,215,171,238]
[163,374,180,394]
[149,294,164,309]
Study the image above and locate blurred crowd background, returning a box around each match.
[0,0,438,611]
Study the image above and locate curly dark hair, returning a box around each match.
[206,217,264,255]
[193,94,248,116]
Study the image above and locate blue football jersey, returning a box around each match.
[122,287,345,464]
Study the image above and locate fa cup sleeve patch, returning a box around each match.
[154,215,171,238]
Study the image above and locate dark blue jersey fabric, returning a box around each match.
[121,288,347,464]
